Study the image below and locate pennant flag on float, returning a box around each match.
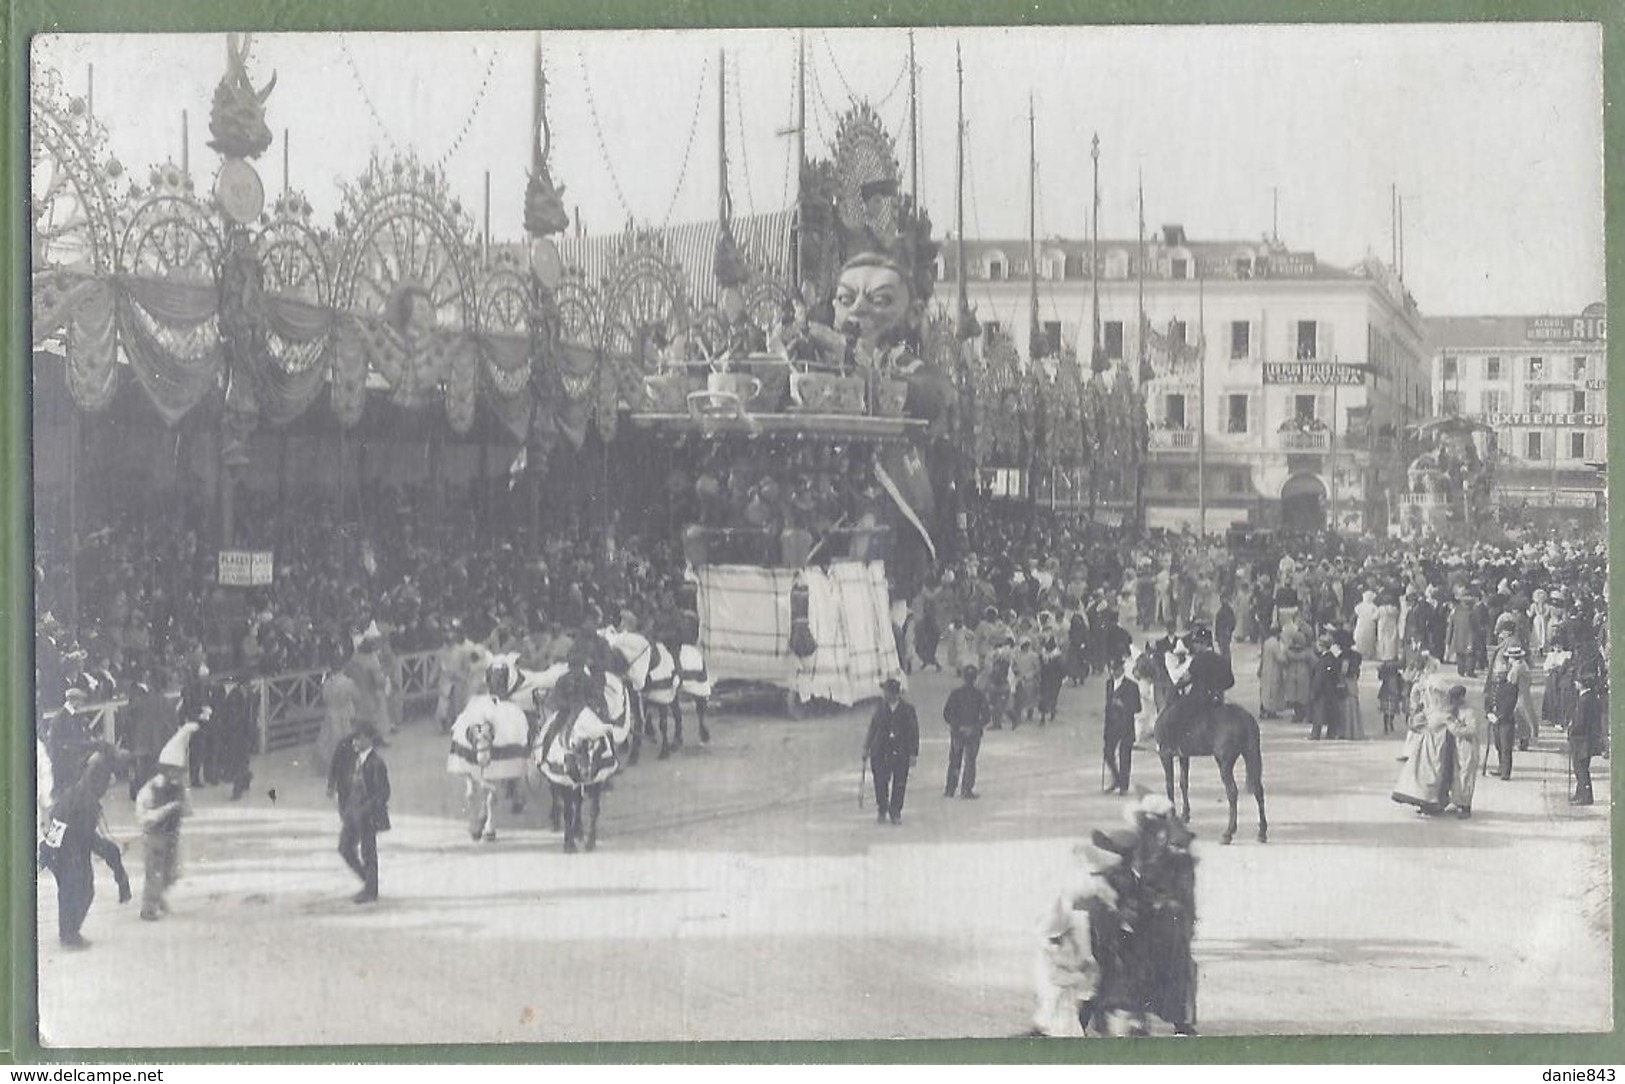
[508,445,528,489]
[875,443,937,563]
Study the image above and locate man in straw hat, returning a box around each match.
[1485,643,1529,779]
[134,723,198,921]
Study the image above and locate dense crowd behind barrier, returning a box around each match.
[34,483,1609,727]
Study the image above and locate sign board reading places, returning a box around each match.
[1262,362,1367,386]
[218,550,274,586]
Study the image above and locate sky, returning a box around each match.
[32,24,1605,317]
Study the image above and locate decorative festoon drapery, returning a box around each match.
[30,60,792,445]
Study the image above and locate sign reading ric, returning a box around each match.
[218,550,274,586]
[1262,362,1366,386]
[1526,302,1607,343]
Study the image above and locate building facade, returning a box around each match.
[1425,304,1608,517]
[937,228,1430,535]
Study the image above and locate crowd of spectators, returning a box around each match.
[34,481,1608,736]
[34,482,693,713]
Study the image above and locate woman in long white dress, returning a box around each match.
[1392,680,1451,814]
[1353,590,1380,659]
[1374,594,1401,664]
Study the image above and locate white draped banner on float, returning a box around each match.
[695,560,900,706]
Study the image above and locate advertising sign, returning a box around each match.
[1262,362,1367,386]
[1525,302,1607,343]
[1484,412,1606,428]
[218,550,275,586]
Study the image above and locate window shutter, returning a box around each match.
[1320,322,1334,362]
[1248,392,1261,435]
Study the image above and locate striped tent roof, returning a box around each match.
[554,209,796,307]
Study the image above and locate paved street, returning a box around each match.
[36,644,1611,1046]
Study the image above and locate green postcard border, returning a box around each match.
[3,0,1621,1066]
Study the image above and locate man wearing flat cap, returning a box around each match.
[864,675,919,825]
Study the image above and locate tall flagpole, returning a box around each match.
[955,44,973,547]
[718,49,728,226]
[1027,94,1041,518]
[955,46,968,335]
[1197,265,1207,536]
[1090,134,1101,370]
[1135,169,1147,532]
[1028,94,1039,356]
[792,36,806,287]
[1087,133,1101,521]
[908,31,919,207]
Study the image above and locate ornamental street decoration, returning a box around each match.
[206,33,277,160]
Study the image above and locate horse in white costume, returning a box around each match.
[605,630,709,759]
[532,674,624,853]
[447,688,532,843]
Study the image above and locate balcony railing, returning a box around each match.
[1398,492,1445,508]
[1149,428,1197,450]
[1278,430,1330,451]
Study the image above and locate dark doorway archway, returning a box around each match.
[1280,472,1327,533]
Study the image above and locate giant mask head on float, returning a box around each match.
[831,253,923,352]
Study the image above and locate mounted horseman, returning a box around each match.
[1152,624,1267,845]
[533,670,622,853]
[1153,624,1235,753]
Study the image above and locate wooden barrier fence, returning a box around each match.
[42,649,444,756]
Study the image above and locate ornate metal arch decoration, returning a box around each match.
[553,272,605,354]
[332,154,477,331]
[474,254,532,337]
[30,67,121,284]
[116,161,223,282]
[603,232,691,359]
[250,189,335,380]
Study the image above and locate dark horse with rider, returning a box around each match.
[1150,626,1268,845]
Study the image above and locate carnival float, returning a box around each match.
[31,33,1149,712]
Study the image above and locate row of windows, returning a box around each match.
[1160,393,1353,433]
[1006,319,1324,360]
[1441,354,1594,381]
[1516,431,1595,460]
[1440,389,1595,414]
[1157,467,1255,495]
[955,252,1268,283]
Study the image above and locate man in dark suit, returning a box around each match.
[1307,633,1344,741]
[1569,670,1604,805]
[215,667,256,801]
[864,675,919,825]
[1214,599,1236,661]
[1102,654,1141,794]
[942,665,989,799]
[329,722,390,903]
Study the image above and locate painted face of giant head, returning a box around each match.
[832,259,916,349]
